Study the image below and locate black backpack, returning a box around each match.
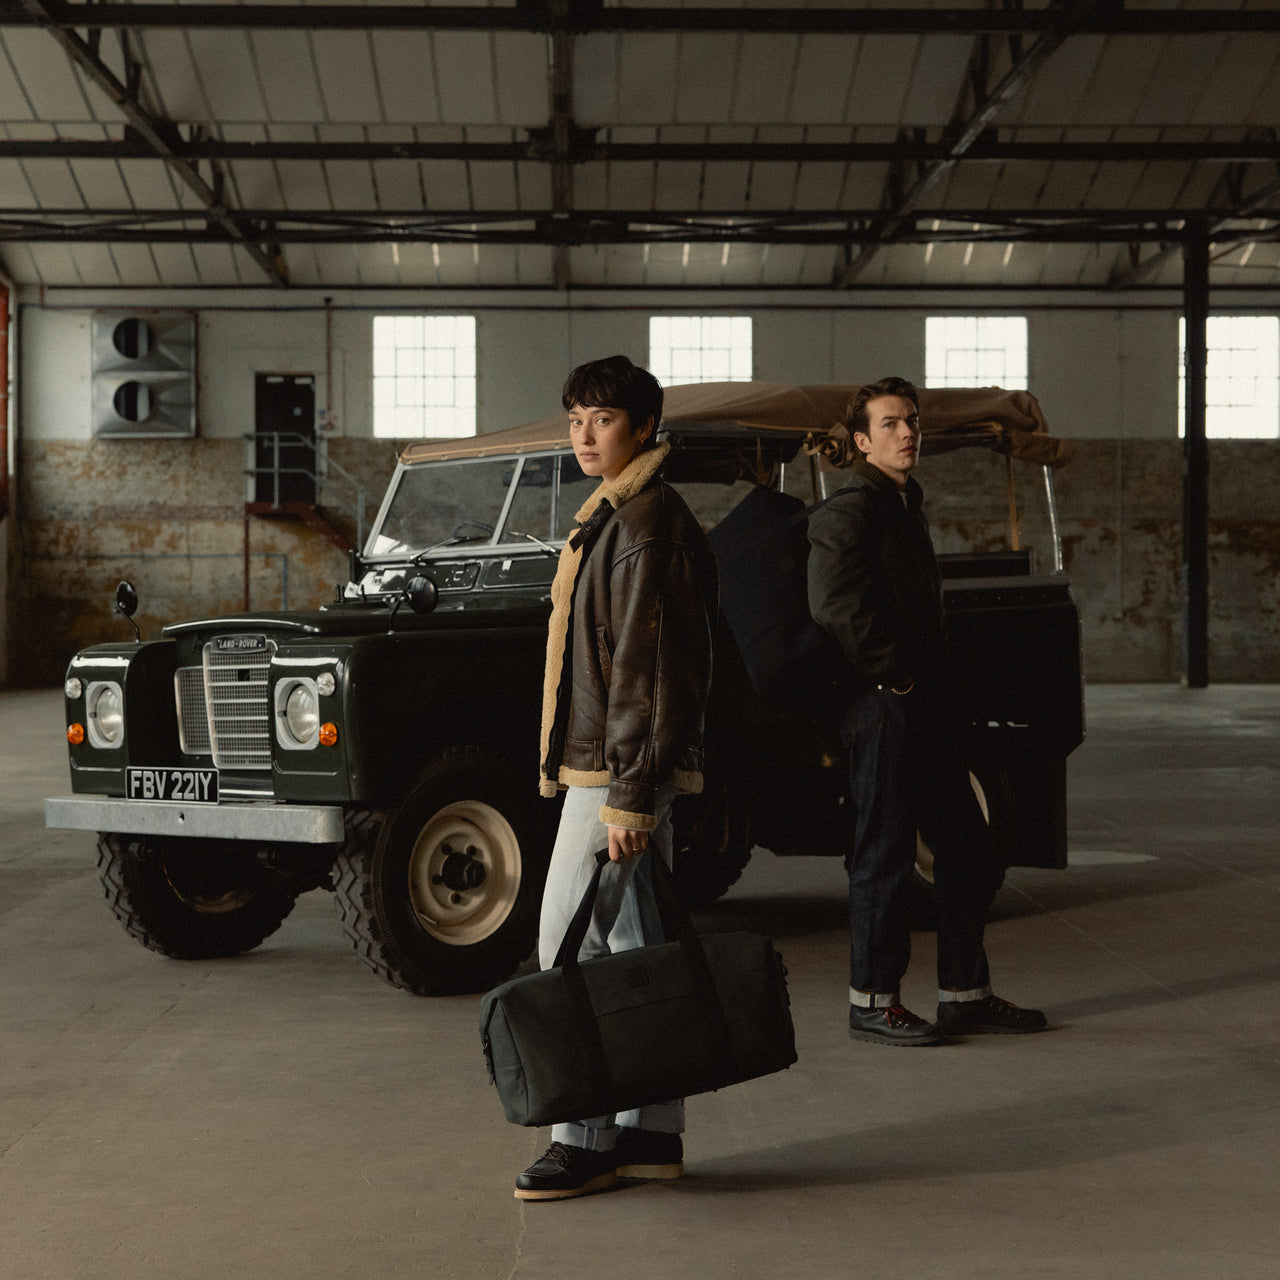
[707,485,849,721]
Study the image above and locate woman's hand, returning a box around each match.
[607,825,649,862]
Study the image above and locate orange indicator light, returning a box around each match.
[318,722,338,747]
[67,723,85,745]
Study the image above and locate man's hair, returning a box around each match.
[844,376,921,442]
[562,355,664,444]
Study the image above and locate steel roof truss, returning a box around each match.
[15,0,288,285]
[836,0,1114,287]
[3,3,1278,36]
[5,207,1277,250]
[1111,129,1280,288]
[6,137,1280,165]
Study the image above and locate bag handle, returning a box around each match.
[552,846,701,969]
[550,849,610,970]
[551,847,736,1094]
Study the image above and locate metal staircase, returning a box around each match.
[244,431,370,554]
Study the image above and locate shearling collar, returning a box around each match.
[573,441,671,525]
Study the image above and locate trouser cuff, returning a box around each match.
[937,984,993,1004]
[617,1102,684,1134]
[849,988,899,1009]
[551,1120,617,1152]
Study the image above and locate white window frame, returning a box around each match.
[925,315,1028,390]
[372,314,477,439]
[1178,316,1279,440]
[649,316,753,385]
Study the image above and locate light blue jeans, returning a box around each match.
[539,783,685,1152]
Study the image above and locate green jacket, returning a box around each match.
[806,458,945,692]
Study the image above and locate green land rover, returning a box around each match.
[46,381,1083,995]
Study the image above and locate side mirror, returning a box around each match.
[405,576,438,616]
[388,574,438,627]
[115,580,141,641]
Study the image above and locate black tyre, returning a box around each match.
[671,785,753,909]
[332,749,550,995]
[907,765,1009,930]
[97,832,299,960]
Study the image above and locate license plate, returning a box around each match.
[126,767,219,804]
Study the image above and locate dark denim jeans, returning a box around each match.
[840,684,1001,998]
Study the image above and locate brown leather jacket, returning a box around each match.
[539,442,718,831]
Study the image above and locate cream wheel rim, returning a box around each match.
[406,801,522,945]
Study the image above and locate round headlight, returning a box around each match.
[285,683,319,744]
[89,684,124,745]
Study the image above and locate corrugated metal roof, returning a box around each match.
[1,1,1277,290]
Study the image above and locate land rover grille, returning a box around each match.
[174,635,277,769]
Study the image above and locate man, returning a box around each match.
[515,355,718,1199]
[807,376,1045,1046]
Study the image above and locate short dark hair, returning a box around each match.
[562,355,664,443]
[844,376,920,440]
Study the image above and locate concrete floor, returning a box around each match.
[3,685,1279,1280]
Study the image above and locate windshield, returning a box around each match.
[498,453,592,544]
[365,451,598,559]
[365,456,514,558]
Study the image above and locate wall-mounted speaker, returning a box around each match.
[91,311,196,438]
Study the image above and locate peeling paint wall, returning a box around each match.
[12,437,351,684]
[909,438,1280,683]
[1040,440,1278,681]
[8,294,1280,686]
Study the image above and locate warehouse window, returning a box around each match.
[372,315,476,438]
[649,316,752,384]
[925,316,1028,389]
[1179,316,1279,439]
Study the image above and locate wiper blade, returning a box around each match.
[512,531,559,556]
[409,536,466,565]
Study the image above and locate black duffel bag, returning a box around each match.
[480,848,797,1127]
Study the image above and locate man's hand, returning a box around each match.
[607,825,649,862]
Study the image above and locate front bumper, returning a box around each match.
[45,796,345,844]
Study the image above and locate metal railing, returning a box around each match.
[243,431,369,550]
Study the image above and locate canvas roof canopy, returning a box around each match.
[398,382,1072,471]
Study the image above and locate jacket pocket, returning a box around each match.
[595,625,613,686]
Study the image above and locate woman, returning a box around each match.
[515,355,718,1201]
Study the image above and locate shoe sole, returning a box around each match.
[616,1161,684,1180]
[513,1171,618,1201]
[937,1022,1046,1035]
[849,1028,942,1046]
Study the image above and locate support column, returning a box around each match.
[1181,221,1210,689]
[0,280,9,687]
